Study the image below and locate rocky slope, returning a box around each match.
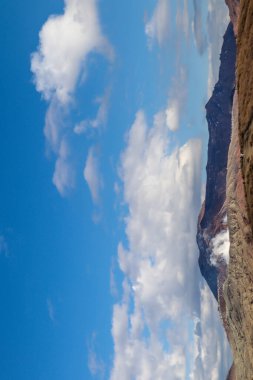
[198,0,253,378]
[223,0,253,378]
[196,5,239,380]
[197,22,236,302]
[225,0,240,35]
[224,89,253,379]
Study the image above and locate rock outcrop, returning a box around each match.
[225,0,240,35]
[197,22,236,301]
[223,0,253,378]
[224,89,253,379]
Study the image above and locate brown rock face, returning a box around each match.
[226,363,237,380]
[223,1,253,378]
[225,0,240,35]
[237,0,253,234]
[224,90,253,379]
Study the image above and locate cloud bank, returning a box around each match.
[31,0,112,195]
[110,111,231,379]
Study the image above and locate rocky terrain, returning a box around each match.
[223,0,253,378]
[197,21,236,301]
[224,89,253,379]
[237,0,253,232]
[225,0,240,35]
[198,0,253,378]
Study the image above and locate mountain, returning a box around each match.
[197,22,236,301]
[198,0,253,378]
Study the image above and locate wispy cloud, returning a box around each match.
[110,111,231,379]
[192,0,207,55]
[110,259,119,298]
[84,146,103,204]
[74,88,111,135]
[31,0,113,195]
[87,333,105,379]
[47,298,56,323]
[176,0,190,40]
[53,139,75,196]
[145,0,170,47]
[165,66,187,132]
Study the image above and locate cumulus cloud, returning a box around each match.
[84,147,102,204]
[165,100,179,131]
[110,111,231,379]
[145,0,170,47]
[31,0,113,104]
[31,0,113,195]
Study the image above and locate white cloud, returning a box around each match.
[165,66,187,132]
[84,147,102,204]
[190,284,232,380]
[165,100,179,131]
[44,100,64,153]
[31,0,113,195]
[52,139,75,196]
[110,111,232,379]
[31,0,113,104]
[210,228,230,266]
[110,260,119,298]
[176,0,190,40]
[74,88,111,134]
[145,0,170,47]
[88,333,105,379]
[192,0,207,55]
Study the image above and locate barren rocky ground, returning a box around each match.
[223,1,253,378]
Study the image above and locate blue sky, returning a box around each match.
[1,0,231,379]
